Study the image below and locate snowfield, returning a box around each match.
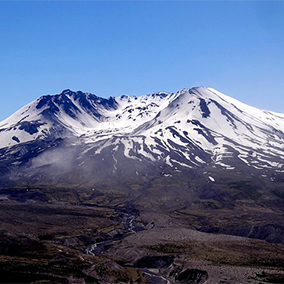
[0,87,284,171]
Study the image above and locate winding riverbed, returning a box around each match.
[85,204,141,256]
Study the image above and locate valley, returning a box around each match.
[0,188,284,284]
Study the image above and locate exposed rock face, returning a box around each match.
[205,224,284,245]
[135,255,175,269]
[175,268,208,283]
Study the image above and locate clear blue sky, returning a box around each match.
[1,1,284,121]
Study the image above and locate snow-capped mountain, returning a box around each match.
[0,89,175,148]
[1,87,284,181]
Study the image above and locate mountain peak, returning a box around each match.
[60,89,73,95]
[0,86,284,175]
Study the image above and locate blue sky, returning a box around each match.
[0,1,284,120]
